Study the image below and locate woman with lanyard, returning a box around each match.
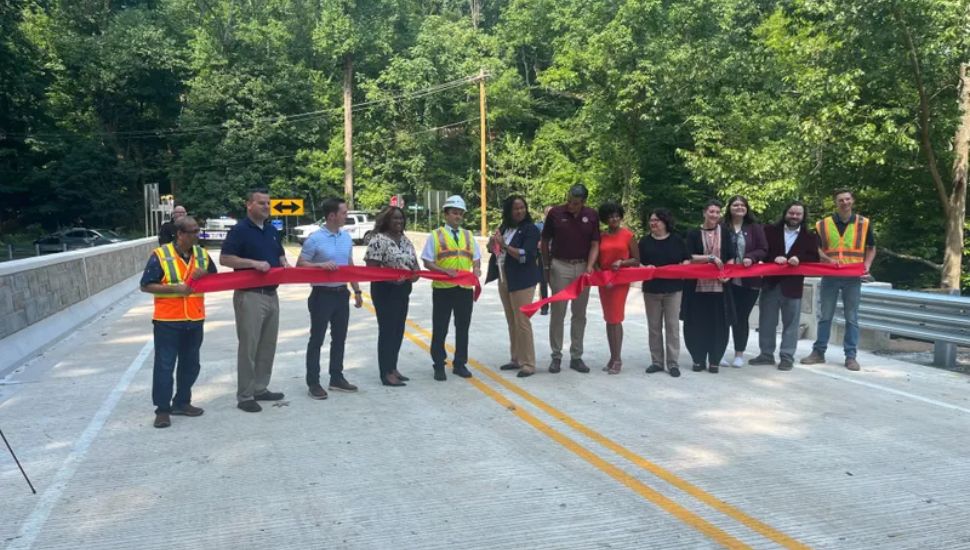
[722,195,767,368]
[486,195,541,377]
[596,202,640,374]
[364,206,420,386]
[682,200,736,373]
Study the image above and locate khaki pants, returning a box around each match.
[233,290,279,401]
[499,280,537,371]
[643,291,682,368]
[549,259,590,361]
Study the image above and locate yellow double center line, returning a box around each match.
[361,295,808,549]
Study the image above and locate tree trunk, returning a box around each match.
[343,53,354,210]
[941,62,969,290]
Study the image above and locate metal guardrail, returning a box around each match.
[835,286,969,368]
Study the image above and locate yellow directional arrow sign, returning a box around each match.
[270,198,304,216]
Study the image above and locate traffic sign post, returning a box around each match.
[270,199,304,216]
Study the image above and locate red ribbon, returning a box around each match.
[520,262,865,316]
[188,266,482,300]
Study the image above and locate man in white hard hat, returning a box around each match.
[421,195,482,381]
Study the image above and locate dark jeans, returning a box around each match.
[152,321,204,413]
[729,285,760,352]
[371,281,412,378]
[431,286,474,369]
[306,286,350,386]
[684,293,729,367]
[814,276,862,359]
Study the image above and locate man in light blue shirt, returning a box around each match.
[297,197,363,399]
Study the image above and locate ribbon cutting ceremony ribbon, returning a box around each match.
[188,266,482,300]
[520,262,866,317]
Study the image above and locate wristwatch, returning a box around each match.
[707,255,715,263]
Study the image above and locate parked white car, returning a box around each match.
[200,216,237,244]
[292,211,375,245]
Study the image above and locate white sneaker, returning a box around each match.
[731,356,744,368]
[719,358,730,367]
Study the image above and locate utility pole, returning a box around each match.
[478,68,488,236]
[343,53,355,210]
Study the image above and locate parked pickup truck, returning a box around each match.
[199,216,237,244]
[292,211,375,245]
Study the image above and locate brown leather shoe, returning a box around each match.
[153,413,171,428]
[308,384,329,400]
[329,378,358,392]
[548,358,562,373]
[800,350,825,365]
[171,404,204,417]
[845,357,860,371]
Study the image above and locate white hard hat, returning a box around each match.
[442,195,467,212]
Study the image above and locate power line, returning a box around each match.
[3,75,479,141]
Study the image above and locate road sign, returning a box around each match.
[270,199,304,216]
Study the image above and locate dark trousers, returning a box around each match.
[539,267,549,301]
[152,321,204,413]
[371,281,412,378]
[684,293,729,367]
[431,286,474,369]
[729,285,760,352]
[306,286,350,386]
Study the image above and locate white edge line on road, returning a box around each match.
[802,365,970,415]
[9,339,154,550]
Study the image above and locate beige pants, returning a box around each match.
[233,290,279,401]
[499,280,537,371]
[549,259,590,361]
[643,291,682,368]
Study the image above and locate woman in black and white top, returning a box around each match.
[364,206,420,387]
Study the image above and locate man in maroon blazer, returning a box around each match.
[749,201,820,370]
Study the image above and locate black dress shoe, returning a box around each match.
[691,364,704,372]
[453,365,473,378]
[499,362,521,371]
[549,359,562,373]
[254,390,284,401]
[381,376,406,387]
[668,367,681,377]
[433,365,447,381]
[237,400,262,413]
[708,365,719,373]
[517,369,535,378]
[645,364,664,374]
[569,359,590,373]
[392,371,410,381]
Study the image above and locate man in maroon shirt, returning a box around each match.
[540,184,601,373]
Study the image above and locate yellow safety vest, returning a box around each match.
[153,243,208,321]
[816,214,870,264]
[431,226,475,289]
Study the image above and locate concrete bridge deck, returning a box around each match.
[2,248,970,549]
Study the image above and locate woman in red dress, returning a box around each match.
[597,202,640,374]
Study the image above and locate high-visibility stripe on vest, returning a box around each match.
[153,243,208,321]
[431,227,474,289]
[816,214,869,264]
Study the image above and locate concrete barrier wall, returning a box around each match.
[0,238,157,375]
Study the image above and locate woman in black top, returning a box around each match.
[638,208,690,377]
[722,195,768,368]
[681,200,736,373]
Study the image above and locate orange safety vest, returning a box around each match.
[152,243,208,321]
[816,214,870,264]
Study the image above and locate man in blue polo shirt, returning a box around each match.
[297,197,363,399]
[220,189,290,413]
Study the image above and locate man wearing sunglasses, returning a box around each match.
[140,216,217,428]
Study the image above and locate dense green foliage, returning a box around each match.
[1,0,968,288]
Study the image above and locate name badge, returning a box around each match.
[582,216,589,223]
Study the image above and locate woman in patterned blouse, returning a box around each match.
[364,206,420,386]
